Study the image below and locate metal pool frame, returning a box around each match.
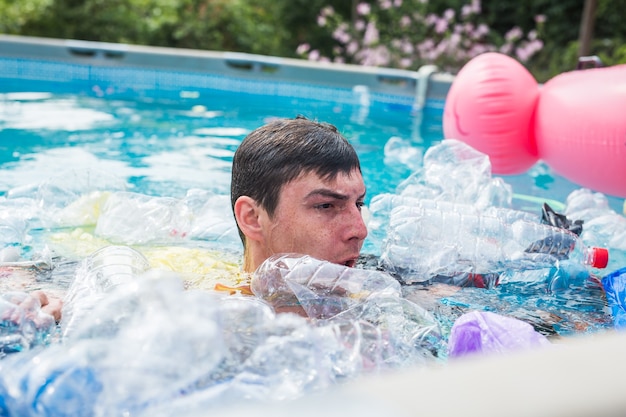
[0,34,451,113]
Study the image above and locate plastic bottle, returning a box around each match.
[60,245,151,340]
[250,254,444,363]
[0,345,103,417]
[94,192,192,245]
[564,189,626,270]
[370,194,540,224]
[381,205,609,283]
[367,194,539,254]
[251,253,402,319]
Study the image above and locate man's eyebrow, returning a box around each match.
[304,188,366,200]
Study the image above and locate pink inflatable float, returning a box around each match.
[443,52,626,198]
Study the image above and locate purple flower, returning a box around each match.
[418,39,435,53]
[461,5,473,18]
[475,23,489,38]
[400,39,414,54]
[347,41,359,55]
[505,26,523,42]
[379,0,392,10]
[425,13,438,26]
[333,25,351,44]
[321,6,335,17]
[499,43,513,55]
[363,22,380,45]
[399,57,412,68]
[435,17,448,34]
[296,44,310,55]
[449,33,461,48]
[471,0,481,14]
[356,3,371,15]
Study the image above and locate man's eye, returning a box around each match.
[315,203,333,210]
[356,201,365,210]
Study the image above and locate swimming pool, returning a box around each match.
[1,35,626,416]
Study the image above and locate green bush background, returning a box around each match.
[1,0,624,82]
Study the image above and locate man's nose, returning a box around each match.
[347,205,368,240]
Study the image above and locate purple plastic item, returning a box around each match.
[447,311,551,358]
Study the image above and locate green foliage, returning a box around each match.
[1,0,625,82]
[4,0,292,55]
[479,0,581,47]
[168,0,290,55]
[0,0,54,34]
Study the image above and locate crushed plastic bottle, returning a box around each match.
[181,189,241,250]
[369,195,539,247]
[0,214,29,249]
[371,195,539,224]
[251,253,402,319]
[381,204,609,283]
[0,344,103,417]
[0,245,54,270]
[60,245,151,340]
[94,191,192,245]
[0,267,442,416]
[394,139,514,209]
[1,273,228,417]
[251,254,444,363]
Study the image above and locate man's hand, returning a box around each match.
[29,290,63,323]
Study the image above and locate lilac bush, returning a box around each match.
[296,0,545,73]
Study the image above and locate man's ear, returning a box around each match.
[234,196,264,243]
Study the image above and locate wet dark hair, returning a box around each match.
[231,116,362,246]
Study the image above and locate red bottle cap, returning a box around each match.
[591,247,609,268]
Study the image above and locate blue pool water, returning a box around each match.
[0,91,428,202]
[1,52,626,415]
[0,57,623,334]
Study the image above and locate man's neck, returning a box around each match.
[242,245,258,273]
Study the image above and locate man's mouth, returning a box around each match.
[343,259,356,267]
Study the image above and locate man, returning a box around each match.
[231,116,368,273]
[4,117,364,325]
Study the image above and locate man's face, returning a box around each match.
[257,169,368,267]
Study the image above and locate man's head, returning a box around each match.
[231,116,368,272]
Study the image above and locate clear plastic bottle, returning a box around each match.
[250,254,444,362]
[370,194,540,223]
[61,245,151,339]
[381,206,609,283]
[251,253,402,319]
[367,194,539,253]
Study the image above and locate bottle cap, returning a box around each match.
[591,247,609,268]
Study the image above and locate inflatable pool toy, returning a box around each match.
[442,53,539,175]
[443,52,626,198]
